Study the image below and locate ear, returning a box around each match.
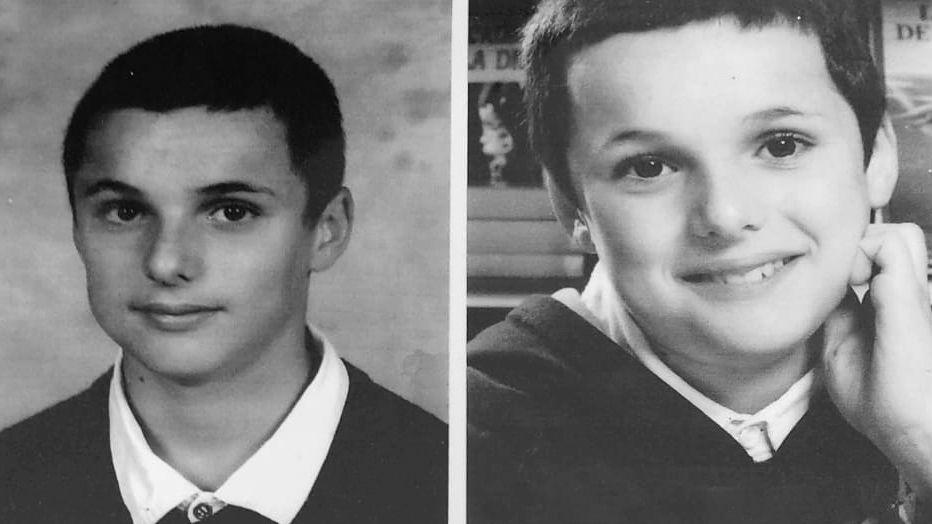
[572,213,597,253]
[308,188,354,272]
[865,115,899,210]
[543,167,577,229]
[72,219,88,265]
[543,167,596,253]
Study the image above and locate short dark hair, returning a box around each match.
[62,24,345,223]
[522,0,884,212]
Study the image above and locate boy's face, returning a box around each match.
[565,19,893,365]
[72,107,324,382]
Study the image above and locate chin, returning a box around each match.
[116,333,232,384]
[696,307,827,361]
[715,329,814,360]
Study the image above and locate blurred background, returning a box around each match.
[883,0,932,259]
[0,0,450,428]
[466,0,591,340]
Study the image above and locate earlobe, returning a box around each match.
[72,221,87,263]
[865,116,899,210]
[543,167,578,233]
[542,167,595,253]
[572,213,597,253]
[308,188,353,273]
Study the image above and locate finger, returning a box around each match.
[898,223,928,287]
[819,289,870,413]
[859,226,932,340]
[859,223,927,290]
[848,241,873,287]
[820,288,867,357]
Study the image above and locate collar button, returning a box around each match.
[192,502,213,521]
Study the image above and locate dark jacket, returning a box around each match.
[1,361,447,523]
[468,296,901,524]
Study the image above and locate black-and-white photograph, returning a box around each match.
[8,0,932,522]
[467,1,932,523]
[0,2,450,522]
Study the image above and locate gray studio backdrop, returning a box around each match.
[0,0,450,428]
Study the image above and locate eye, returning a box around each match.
[101,202,144,224]
[760,133,811,160]
[207,203,258,224]
[614,156,678,180]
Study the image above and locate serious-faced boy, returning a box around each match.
[0,25,446,523]
[468,1,932,522]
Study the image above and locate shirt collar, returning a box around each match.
[553,262,816,463]
[109,327,349,524]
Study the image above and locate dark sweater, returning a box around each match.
[468,296,901,524]
[1,361,447,523]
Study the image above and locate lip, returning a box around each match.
[677,252,805,298]
[680,251,803,278]
[129,302,223,332]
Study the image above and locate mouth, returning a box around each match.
[680,255,801,286]
[129,302,223,331]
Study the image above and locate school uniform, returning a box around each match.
[1,330,447,523]
[468,266,906,523]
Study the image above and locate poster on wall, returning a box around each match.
[883,0,932,266]
[467,43,541,187]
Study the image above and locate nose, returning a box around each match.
[143,219,202,286]
[688,166,767,242]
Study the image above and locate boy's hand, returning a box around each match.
[821,223,932,502]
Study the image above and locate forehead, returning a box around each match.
[565,17,851,147]
[75,107,295,191]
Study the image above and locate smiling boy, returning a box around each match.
[468,1,932,522]
[0,25,446,523]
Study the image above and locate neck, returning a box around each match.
[122,325,318,490]
[657,340,813,414]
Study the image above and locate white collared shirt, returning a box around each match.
[553,262,816,463]
[109,329,349,524]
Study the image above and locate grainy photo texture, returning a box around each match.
[0,2,449,522]
[467,1,932,523]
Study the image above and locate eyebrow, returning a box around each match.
[604,129,670,148]
[81,179,142,199]
[80,180,277,199]
[599,106,824,154]
[196,182,277,197]
[610,129,668,143]
[743,106,818,123]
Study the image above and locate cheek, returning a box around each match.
[212,229,311,299]
[79,241,138,304]
[783,166,870,249]
[585,191,684,275]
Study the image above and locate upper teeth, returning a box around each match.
[707,258,786,285]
